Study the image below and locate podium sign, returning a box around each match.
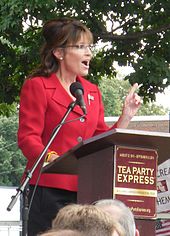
[114,146,158,218]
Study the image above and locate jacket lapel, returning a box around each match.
[43,74,84,116]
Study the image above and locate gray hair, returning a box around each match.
[94,199,136,236]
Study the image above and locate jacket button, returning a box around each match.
[77,136,83,142]
[80,117,85,122]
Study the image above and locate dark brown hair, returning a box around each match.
[30,18,93,78]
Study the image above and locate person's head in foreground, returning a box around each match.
[94,199,140,236]
[38,229,84,236]
[52,204,125,236]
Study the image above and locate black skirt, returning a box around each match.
[23,185,77,236]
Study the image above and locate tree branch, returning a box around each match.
[98,24,170,41]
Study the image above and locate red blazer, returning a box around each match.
[18,73,116,191]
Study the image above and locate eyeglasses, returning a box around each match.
[62,44,95,52]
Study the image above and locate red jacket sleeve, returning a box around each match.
[17,78,48,161]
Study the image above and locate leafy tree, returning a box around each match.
[99,76,168,116]
[0,0,170,115]
[0,110,26,186]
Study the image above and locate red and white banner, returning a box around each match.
[156,159,170,235]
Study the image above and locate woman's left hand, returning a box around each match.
[116,83,142,129]
[122,83,142,119]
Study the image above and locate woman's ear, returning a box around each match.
[53,48,64,60]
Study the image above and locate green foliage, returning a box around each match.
[99,76,127,116]
[0,112,26,186]
[0,103,18,116]
[127,56,170,102]
[0,0,170,115]
[99,76,168,117]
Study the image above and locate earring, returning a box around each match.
[60,57,63,60]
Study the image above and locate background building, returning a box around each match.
[105,115,170,133]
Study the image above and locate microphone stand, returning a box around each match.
[7,101,77,236]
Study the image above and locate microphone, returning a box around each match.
[70,82,87,115]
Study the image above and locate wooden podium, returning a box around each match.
[43,128,170,236]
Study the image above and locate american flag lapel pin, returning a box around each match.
[88,94,94,105]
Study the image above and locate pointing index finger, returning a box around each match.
[129,83,139,96]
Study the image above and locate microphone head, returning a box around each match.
[70,82,84,97]
[70,82,87,115]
